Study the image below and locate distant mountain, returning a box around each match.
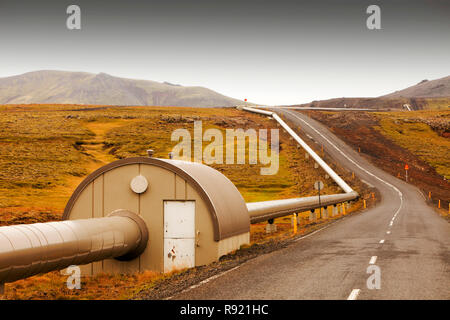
[287,96,450,111]
[287,97,414,110]
[383,75,450,98]
[284,75,450,111]
[0,70,243,107]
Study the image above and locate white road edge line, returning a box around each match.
[244,106,354,193]
[284,110,404,217]
[166,210,349,299]
[347,289,361,300]
[165,265,243,300]
[369,256,377,264]
[293,223,331,242]
[168,216,350,298]
[293,212,351,242]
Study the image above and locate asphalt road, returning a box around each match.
[172,109,450,300]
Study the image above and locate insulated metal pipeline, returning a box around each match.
[241,106,354,194]
[0,210,148,284]
[247,191,359,224]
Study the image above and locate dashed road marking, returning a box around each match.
[386,231,391,234]
[280,110,408,302]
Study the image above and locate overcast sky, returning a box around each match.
[0,0,449,105]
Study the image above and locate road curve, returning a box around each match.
[172,109,450,300]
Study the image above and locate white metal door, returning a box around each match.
[163,201,195,273]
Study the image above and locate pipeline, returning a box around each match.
[241,106,354,194]
[239,106,359,223]
[0,210,148,284]
[0,105,358,286]
[248,191,358,223]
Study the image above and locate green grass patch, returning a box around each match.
[374,111,450,179]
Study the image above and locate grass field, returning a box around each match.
[373,110,450,179]
[0,104,346,211]
[0,104,370,299]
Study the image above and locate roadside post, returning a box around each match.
[266,218,277,234]
[323,206,328,218]
[332,204,338,217]
[405,164,409,182]
[293,213,298,234]
[314,180,324,219]
[309,209,316,221]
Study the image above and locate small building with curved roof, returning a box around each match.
[63,157,250,274]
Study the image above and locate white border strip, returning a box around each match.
[165,265,243,300]
[347,289,361,300]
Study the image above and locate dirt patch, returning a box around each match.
[0,207,62,226]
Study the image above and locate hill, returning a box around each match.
[383,76,450,98]
[0,70,243,107]
[285,75,450,110]
[287,97,450,111]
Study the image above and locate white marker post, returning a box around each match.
[314,180,324,219]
